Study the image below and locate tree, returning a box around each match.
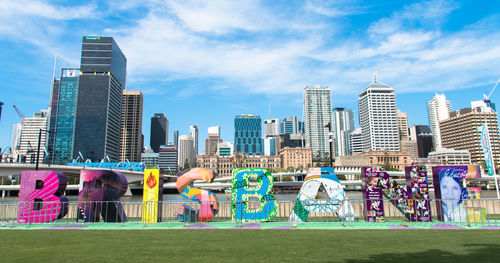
[182,158,190,170]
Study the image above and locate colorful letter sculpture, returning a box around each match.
[142,169,163,223]
[77,170,128,222]
[18,171,68,223]
[231,168,277,222]
[175,168,219,222]
[405,166,431,222]
[289,167,357,223]
[362,166,413,222]
[432,166,480,222]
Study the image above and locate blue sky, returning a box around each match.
[1,0,500,154]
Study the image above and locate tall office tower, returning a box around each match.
[263,137,276,156]
[409,125,433,158]
[190,125,199,155]
[333,108,355,157]
[396,109,409,141]
[173,130,179,149]
[264,119,279,137]
[234,114,263,156]
[205,126,222,155]
[440,107,500,167]
[159,144,178,173]
[150,113,168,153]
[358,76,400,152]
[178,135,195,169]
[120,90,143,162]
[50,69,79,164]
[73,36,127,162]
[303,85,334,158]
[349,128,363,154]
[427,93,451,150]
[18,110,49,164]
[46,76,61,163]
[280,116,304,134]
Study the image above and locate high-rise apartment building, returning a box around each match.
[49,69,79,164]
[396,109,409,141]
[120,90,143,162]
[18,110,49,164]
[234,114,263,156]
[427,93,451,150]
[440,107,500,168]
[358,77,399,152]
[333,108,355,157]
[150,113,168,153]
[303,85,333,158]
[264,119,279,137]
[73,36,127,162]
[205,126,222,155]
[280,116,304,135]
[190,125,199,155]
[409,125,433,158]
[178,135,195,169]
[349,128,363,154]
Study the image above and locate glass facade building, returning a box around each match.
[150,113,168,153]
[234,114,263,156]
[73,36,127,162]
[51,68,80,164]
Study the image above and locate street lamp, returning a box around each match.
[35,129,55,170]
[324,122,334,168]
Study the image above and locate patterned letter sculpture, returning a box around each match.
[142,169,163,223]
[232,168,277,222]
[18,171,68,223]
[289,167,357,223]
[362,166,413,222]
[77,170,128,222]
[405,166,432,222]
[175,168,219,222]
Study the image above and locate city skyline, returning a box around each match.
[1,1,500,152]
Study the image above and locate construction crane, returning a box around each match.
[483,78,500,111]
[13,105,25,124]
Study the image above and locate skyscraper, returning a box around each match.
[440,107,500,167]
[303,85,333,158]
[190,125,199,155]
[173,130,179,149]
[120,90,143,162]
[280,116,304,134]
[358,76,400,152]
[264,119,279,137]
[73,36,127,162]
[159,144,178,173]
[234,114,263,156]
[427,93,451,150]
[349,128,363,154]
[50,68,79,164]
[18,110,49,164]
[150,113,168,153]
[205,126,222,155]
[396,109,409,141]
[409,125,433,158]
[178,135,195,169]
[332,108,355,157]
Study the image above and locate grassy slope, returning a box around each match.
[0,230,499,263]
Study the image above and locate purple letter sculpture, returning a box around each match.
[77,170,128,222]
[18,171,68,223]
[405,166,431,222]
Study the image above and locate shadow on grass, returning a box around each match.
[345,244,500,263]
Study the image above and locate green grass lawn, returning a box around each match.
[1,230,499,262]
